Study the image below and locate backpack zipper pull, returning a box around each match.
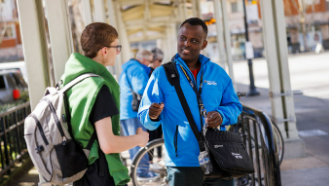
[62,136,67,145]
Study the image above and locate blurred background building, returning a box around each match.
[1,0,329,64]
[201,0,329,61]
[0,0,22,62]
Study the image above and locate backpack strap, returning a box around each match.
[85,132,97,150]
[61,73,101,93]
[162,62,206,152]
[62,73,101,151]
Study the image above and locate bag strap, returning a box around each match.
[162,62,206,152]
[61,73,101,151]
[61,73,101,93]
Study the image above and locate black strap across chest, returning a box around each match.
[163,62,206,152]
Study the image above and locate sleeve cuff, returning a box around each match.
[215,110,227,126]
[143,110,162,131]
[150,117,161,122]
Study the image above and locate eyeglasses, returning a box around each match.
[105,45,122,53]
[146,58,152,64]
[153,59,163,63]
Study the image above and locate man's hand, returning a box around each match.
[136,127,149,147]
[149,102,165,120]
[206,111,223,129]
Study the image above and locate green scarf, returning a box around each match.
[62,53,129,185]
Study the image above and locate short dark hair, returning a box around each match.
[81,22,118,58]
[179,17,208,37]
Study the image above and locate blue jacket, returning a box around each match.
[119,59,150,120]
[138,54,242,167]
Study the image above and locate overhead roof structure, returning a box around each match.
[115,0,195,42]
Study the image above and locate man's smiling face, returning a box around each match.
[177,23,208,65]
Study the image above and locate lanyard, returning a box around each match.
[179,64,203,98]
[179,64,207,129]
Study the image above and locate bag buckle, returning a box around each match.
[35,145,44,154]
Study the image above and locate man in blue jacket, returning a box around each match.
[119,49,156,178]
[138,18,242,185]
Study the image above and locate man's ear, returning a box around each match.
[201,40,208,50]
[101,47,107,55]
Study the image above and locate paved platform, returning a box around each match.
[8,83,329,186]
[234,52,329,185]
[238,83,329,186]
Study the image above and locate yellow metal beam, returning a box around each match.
[122,5,144,21]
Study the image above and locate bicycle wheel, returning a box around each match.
[131,138,168,186]
[270,120,284,164]
[229,121,284,165]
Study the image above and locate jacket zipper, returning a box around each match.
[174,125,178,157]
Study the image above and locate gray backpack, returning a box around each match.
[24,73,100,185]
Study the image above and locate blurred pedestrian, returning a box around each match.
[119,49,157,179]
[149,48,164,74]
[147,48,164,165]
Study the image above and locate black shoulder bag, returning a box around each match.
[163,62,254,179]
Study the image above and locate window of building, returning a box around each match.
[3,24,16,39]
[231,2,238,13]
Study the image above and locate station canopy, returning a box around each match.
[116,0,195,42]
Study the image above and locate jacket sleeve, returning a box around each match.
[215,79,242,126]
[128,65,149,95]
[138,71,164,131]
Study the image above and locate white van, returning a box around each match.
[0,61,28,83]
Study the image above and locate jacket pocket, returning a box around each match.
[24,128,52,182]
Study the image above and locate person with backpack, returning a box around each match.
[61,23,149,185]
[137,18,242,186]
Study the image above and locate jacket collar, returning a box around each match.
[173,53,210,70]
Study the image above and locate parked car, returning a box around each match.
[0,70,29,105]
[0,61,28,82]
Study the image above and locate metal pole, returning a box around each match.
[115,2,132,64]
[0,118,10,172]
[82,0,93,25]
[242,0,259,96]
[17,0,51,109]
[45,0,74,82]
[107,0,122,79]
[221,0,236,89]
[213,0,226,68]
